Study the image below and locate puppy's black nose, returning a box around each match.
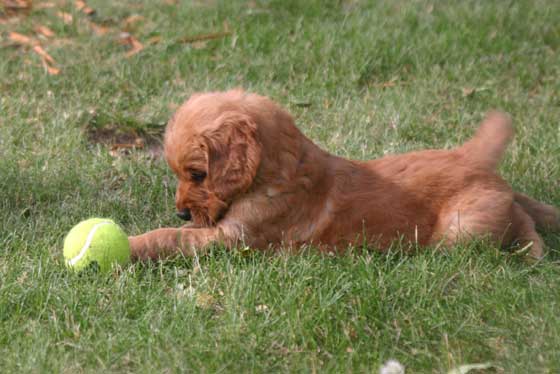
[176,209,192,221]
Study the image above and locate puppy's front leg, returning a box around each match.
[129,227,230,261]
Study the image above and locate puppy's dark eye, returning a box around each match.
[190,170,207,183]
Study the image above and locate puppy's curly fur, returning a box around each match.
[129,90,559,261]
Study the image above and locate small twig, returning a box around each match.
[177,31,232,44]
[512,241,533,256]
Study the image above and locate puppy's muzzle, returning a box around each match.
[176,209,192,221]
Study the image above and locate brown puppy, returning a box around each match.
[129,90,559,261]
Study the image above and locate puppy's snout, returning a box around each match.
[176,209,192,221]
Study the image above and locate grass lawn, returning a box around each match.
[1,0,560,372]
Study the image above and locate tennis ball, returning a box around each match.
[63,218,130,272]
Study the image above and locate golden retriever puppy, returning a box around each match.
[129,90,559,261]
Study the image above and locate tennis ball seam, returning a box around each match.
[66,221,112,267]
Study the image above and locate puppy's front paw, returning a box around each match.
[128,235,151,261]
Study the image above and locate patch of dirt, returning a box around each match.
[86,124,164,158]
[83,109,165,157]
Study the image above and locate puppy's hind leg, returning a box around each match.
[514,192,560,231]
[432,191,545,261]
[510,202,545,262]
[431,188,515,249]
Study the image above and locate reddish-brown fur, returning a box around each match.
[129,90,559,261]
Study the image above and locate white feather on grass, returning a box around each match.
[379,359,405,374]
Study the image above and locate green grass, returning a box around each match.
[1,0,560,372]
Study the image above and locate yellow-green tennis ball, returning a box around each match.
[63,218,130,272]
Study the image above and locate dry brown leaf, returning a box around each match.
[147,36,161,45]
[90,22,109,35]
[1,13,23,23]
[56,11,73,24]
[8,29,60,74]
[74,0,85,9]
[123,14,144,29]
[33,45,55,64]
[8,31,35,46]
[379,81,397,88]
[35,1,56,9]
[41,60,60,75]
[47,65,60,75]
[37,52,60,75]
[2,0,32,15]
[118,32,131,44]
[3,0,31,8]
[35,25,55,38]
[119,33,143,57]
[462,87,475,97]
[74,0,95,15]
[126,40,143,57]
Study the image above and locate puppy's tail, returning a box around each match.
[459,111,514,170]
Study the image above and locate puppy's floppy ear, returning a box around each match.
[202,111,261,201]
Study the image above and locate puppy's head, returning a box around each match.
[164,91,262,227]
